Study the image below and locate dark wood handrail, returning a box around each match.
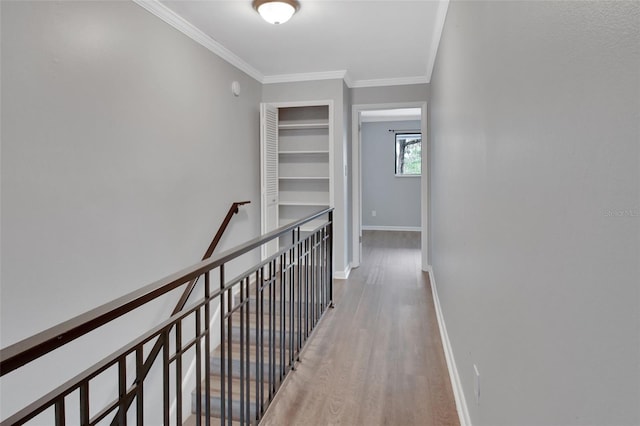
[0,206,332,377]
[108,201,250,424]
[172,200,250,315]
[0,201,250,377]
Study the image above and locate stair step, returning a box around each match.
[191,375,275,422]
[229,325,293,344]
[210,355,292,380]
[190,396,257,424]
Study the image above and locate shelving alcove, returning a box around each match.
[260,100,334,256]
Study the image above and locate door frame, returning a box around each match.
[351,101,429,270]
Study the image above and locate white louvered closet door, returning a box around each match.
[260,103,279,258]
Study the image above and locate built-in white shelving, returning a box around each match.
[261,102,333,256]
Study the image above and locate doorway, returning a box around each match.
[351,102,428,270]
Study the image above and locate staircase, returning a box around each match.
[185,271,329,425]
[0,208,333,426]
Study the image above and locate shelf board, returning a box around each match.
[279,150,329,155]
[279,122,329,130]
[278,122,329,130]
[278,176,329,180]
[279,202,330,207]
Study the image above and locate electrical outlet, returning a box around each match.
[372,210,377,217]
[474,364,480,404]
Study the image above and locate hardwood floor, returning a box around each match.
[259,231,459,426]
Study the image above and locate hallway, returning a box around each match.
[260,231,459,425]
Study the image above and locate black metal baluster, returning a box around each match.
[176,319,183,426]
[54,398,65,426]
[289,242,295,370]
[226,280,233,426]
[329,211,334,307]
[196,307,202,426]
[256,268,263,418]
[80,382,89,426]
[297,230,303,360]
[268,260,274,399]
[323,228,327,311]
[304,237,310,341]
[219,266,225,426]
[204,273,211,426]
[279,253,285,380]
[245,276,251,424]
[312,233,317,327]
[119,357,127,426]
[162,331,170,426]
[136,348,144,426]
[239,278,245,426]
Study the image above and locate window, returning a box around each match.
[395,133,422,176]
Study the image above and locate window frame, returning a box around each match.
[394,132,422,177]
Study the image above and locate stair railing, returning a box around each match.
[108,200,250,424]
[0,207,334,426]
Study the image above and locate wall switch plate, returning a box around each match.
[372,210,377,217]
[474,364,480,404]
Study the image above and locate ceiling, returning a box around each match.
[142,0,449,87]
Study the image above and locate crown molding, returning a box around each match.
[343,71,354,88]
[350,76,429,88]
[262,70,348,85]
[263,71,429,89]
[133,0,264,83]
[426,0,450,82]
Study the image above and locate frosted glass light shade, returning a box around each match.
[253,0,299,25]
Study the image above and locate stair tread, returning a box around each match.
[193,375,274,400]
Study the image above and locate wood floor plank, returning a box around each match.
[259,231,459,426]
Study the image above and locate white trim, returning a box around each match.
[132,0,263,82]
[343,72,354,89]
[427,266,472,426]
[262,71,428,88]
[263,70,348,85]
[334,264,352,280]
[351,102,429,272]
[362,225,421,232]
[350,76,429,88]
[425,0,450,82]
[360,115,421,123]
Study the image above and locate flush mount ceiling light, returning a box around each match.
[253,0,300,25]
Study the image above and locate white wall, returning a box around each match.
[362,120,421,228]
[1,0,261,420]
[351,84,429,105]
[429,1,640,425]
[262,80,350,277]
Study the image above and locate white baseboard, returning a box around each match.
[362,225,421,232]
[426,266,472,426]
[334,264,352,280]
